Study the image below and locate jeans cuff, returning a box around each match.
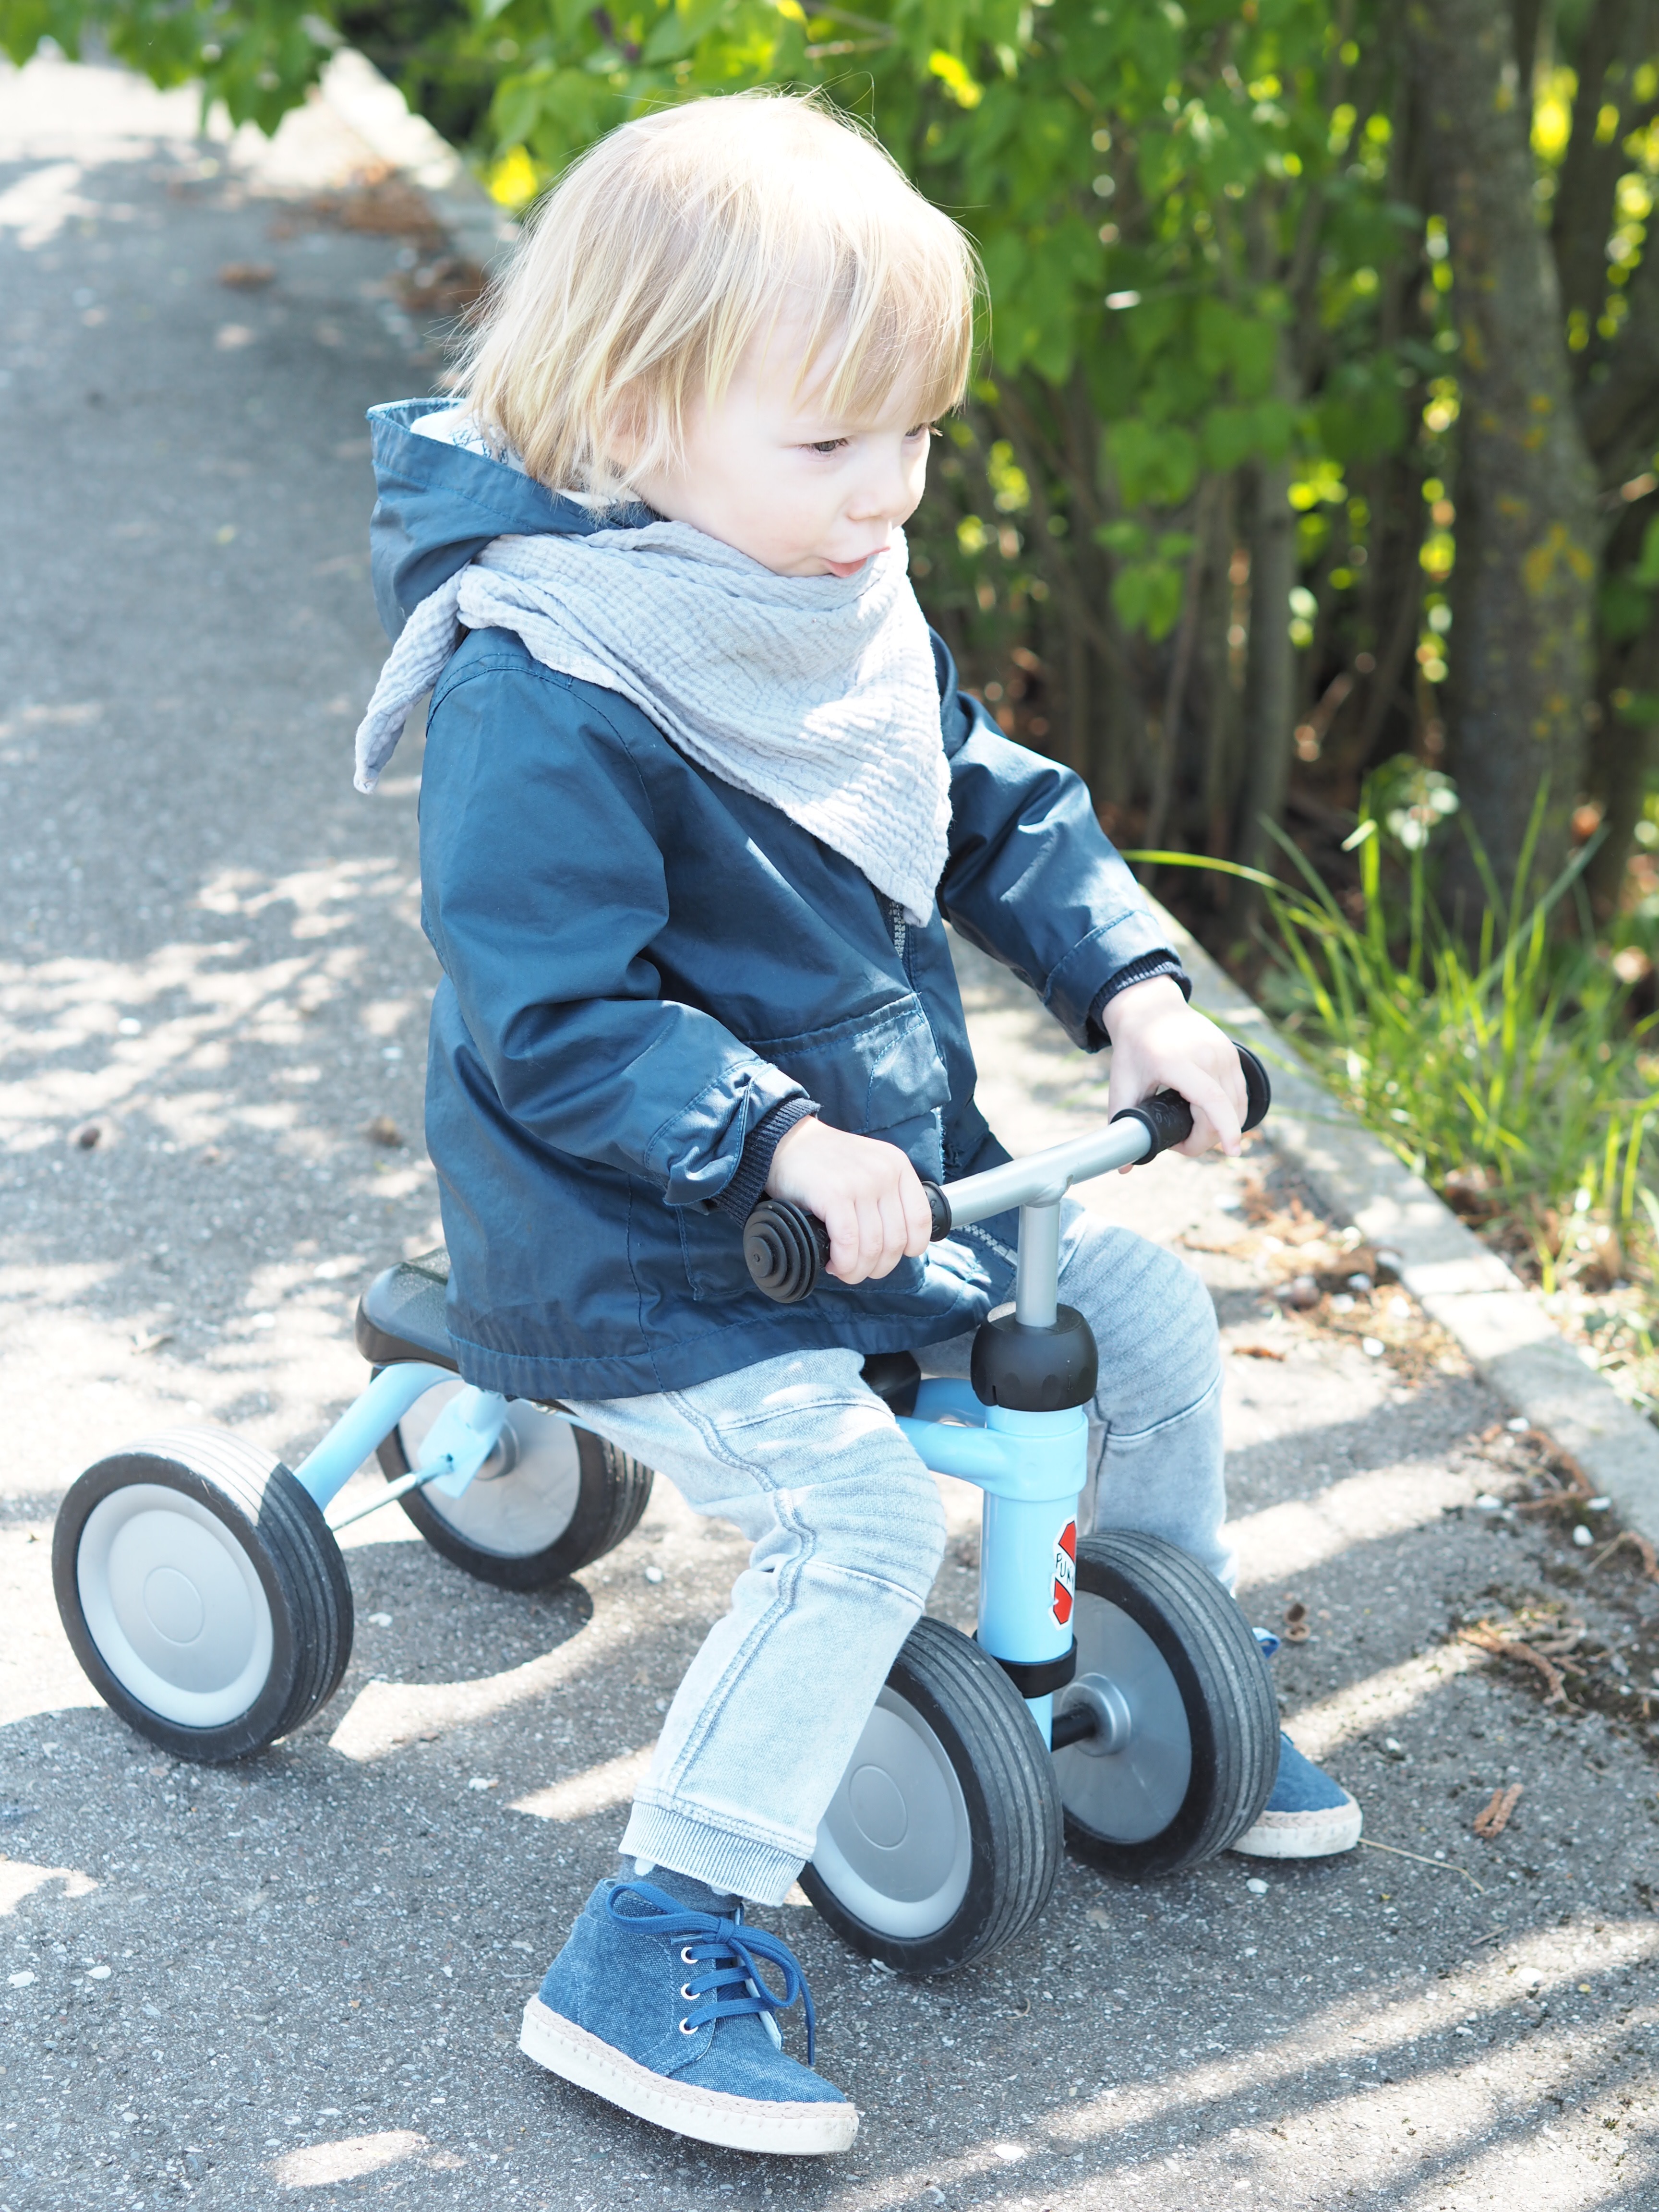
[620,1801,806,1908]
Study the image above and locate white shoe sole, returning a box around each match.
[519,1997,859,2156]
[1229,1797,1364,1860]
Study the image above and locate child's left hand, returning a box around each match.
[1101,975,1247,1164]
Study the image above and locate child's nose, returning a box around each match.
[848,443,921,525]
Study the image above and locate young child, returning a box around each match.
[355,93,1361,2156]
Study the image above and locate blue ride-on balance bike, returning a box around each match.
[53,1047,1275,1972]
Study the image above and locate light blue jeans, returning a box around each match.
[564,1207,1225,1905]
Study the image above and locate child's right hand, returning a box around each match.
[765,1118,935,1284]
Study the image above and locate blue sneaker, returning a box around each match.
[1230,1732,1363,1859]
[520,1874,858,2155]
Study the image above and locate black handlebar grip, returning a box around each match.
[744,1198,830,1303]
[745,1043,1270,1296]
[745,1181,950,1303]
[1112,1088,1196,1159]
[922,1179,952,1239]
[1237,1041,1271,1132]
[1112,1039,1274,1164]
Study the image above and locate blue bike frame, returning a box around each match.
[893,1111,1154,1746]
[290,1361,510,1529]
[286,1110,1159,1743]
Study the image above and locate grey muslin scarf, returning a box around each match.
[354,520,952,926]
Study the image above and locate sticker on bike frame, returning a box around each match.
[1053,1519,1077,1626]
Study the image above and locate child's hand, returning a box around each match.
[765,1118,935,1283]
[1102,976,1247,1165]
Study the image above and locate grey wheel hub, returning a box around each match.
[76,1483,275,1728]
[811,1687,972,1939]
[1053,1591,1192,1842]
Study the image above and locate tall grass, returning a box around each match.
[1134,796,1659,1294]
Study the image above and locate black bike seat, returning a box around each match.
[356,1252,921,1402]
[861,1350,920,1416]
[355,1247,459,1373]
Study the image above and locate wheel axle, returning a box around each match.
[1049,1704,1098,1752]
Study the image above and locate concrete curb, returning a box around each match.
[316,49,517,273]
[1150,897,1659,1547]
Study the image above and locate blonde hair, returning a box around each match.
[459,92,979,500]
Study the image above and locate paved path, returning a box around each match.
[2,54,1658,2212]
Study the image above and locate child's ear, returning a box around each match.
[604,388,649,477]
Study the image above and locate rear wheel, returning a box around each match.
[1055,1530,1277,1879]
[53,1429,353,1763]
[800,1616,1062,1974]
[377,1374,653,1591]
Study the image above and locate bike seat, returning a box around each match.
[355,1247,459,1373]
[354,1253,921,1405]
[861,1350,920,1416]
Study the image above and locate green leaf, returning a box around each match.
[1192,300,1278,398]
[642,0,734,65]
[1111,555,1186,640]
[1200,404,1261,474]
[1314,357,1407,463]
[1104,417,1200,509]
[1198,398,1297,473]
[1094,519,1148,556]
[1600,572,1655,644]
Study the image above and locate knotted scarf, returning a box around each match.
[354,506,952,926]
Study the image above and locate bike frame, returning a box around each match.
[285,1111,1159,1744]
[897,1112,1155,1745]
[290,1361,509,1529]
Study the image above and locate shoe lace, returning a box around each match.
[605,1880,818,2065]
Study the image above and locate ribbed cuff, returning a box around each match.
[1087,953,1190,1044]
[710,1096,818,1222]
[620,1801,806,1908]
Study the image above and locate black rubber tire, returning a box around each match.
[376,1372,654,1592]
[800,1616,1063,1974]
[52,1428,354,1764]
[1057,1530,1278,1879]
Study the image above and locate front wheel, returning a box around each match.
[1055,1530,1277,1879]
[800,1616,1062,1974]
[377,1374,654,1591]
[53,1429,353,1763]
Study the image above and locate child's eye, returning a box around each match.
[906,423,937,441]
[805,437,849,455]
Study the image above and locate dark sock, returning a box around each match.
[616,1854,738,1915]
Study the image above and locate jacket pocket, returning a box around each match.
[679,998,952,1304]
[749,997,951,1139]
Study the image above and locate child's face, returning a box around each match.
[625,317,934,578]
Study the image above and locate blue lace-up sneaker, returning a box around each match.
[1231,1731,1363,1859]
[520,1873,858,2155]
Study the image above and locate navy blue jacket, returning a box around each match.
[366,399,1185,1398]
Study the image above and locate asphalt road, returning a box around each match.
[2,52,1659,2212]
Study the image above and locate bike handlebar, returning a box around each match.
[742,1040,1271,1305]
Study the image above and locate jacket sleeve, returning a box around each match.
[419,653,809,1207]
[932,633,1187,1050]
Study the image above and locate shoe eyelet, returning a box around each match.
[680,1947,697,1965]
[678,2018,697,2036]
[680,1984,697,2003]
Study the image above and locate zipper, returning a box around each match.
[884,892,950,1178]
[885,896,908,971]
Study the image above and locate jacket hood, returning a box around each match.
[365,398,650,640]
